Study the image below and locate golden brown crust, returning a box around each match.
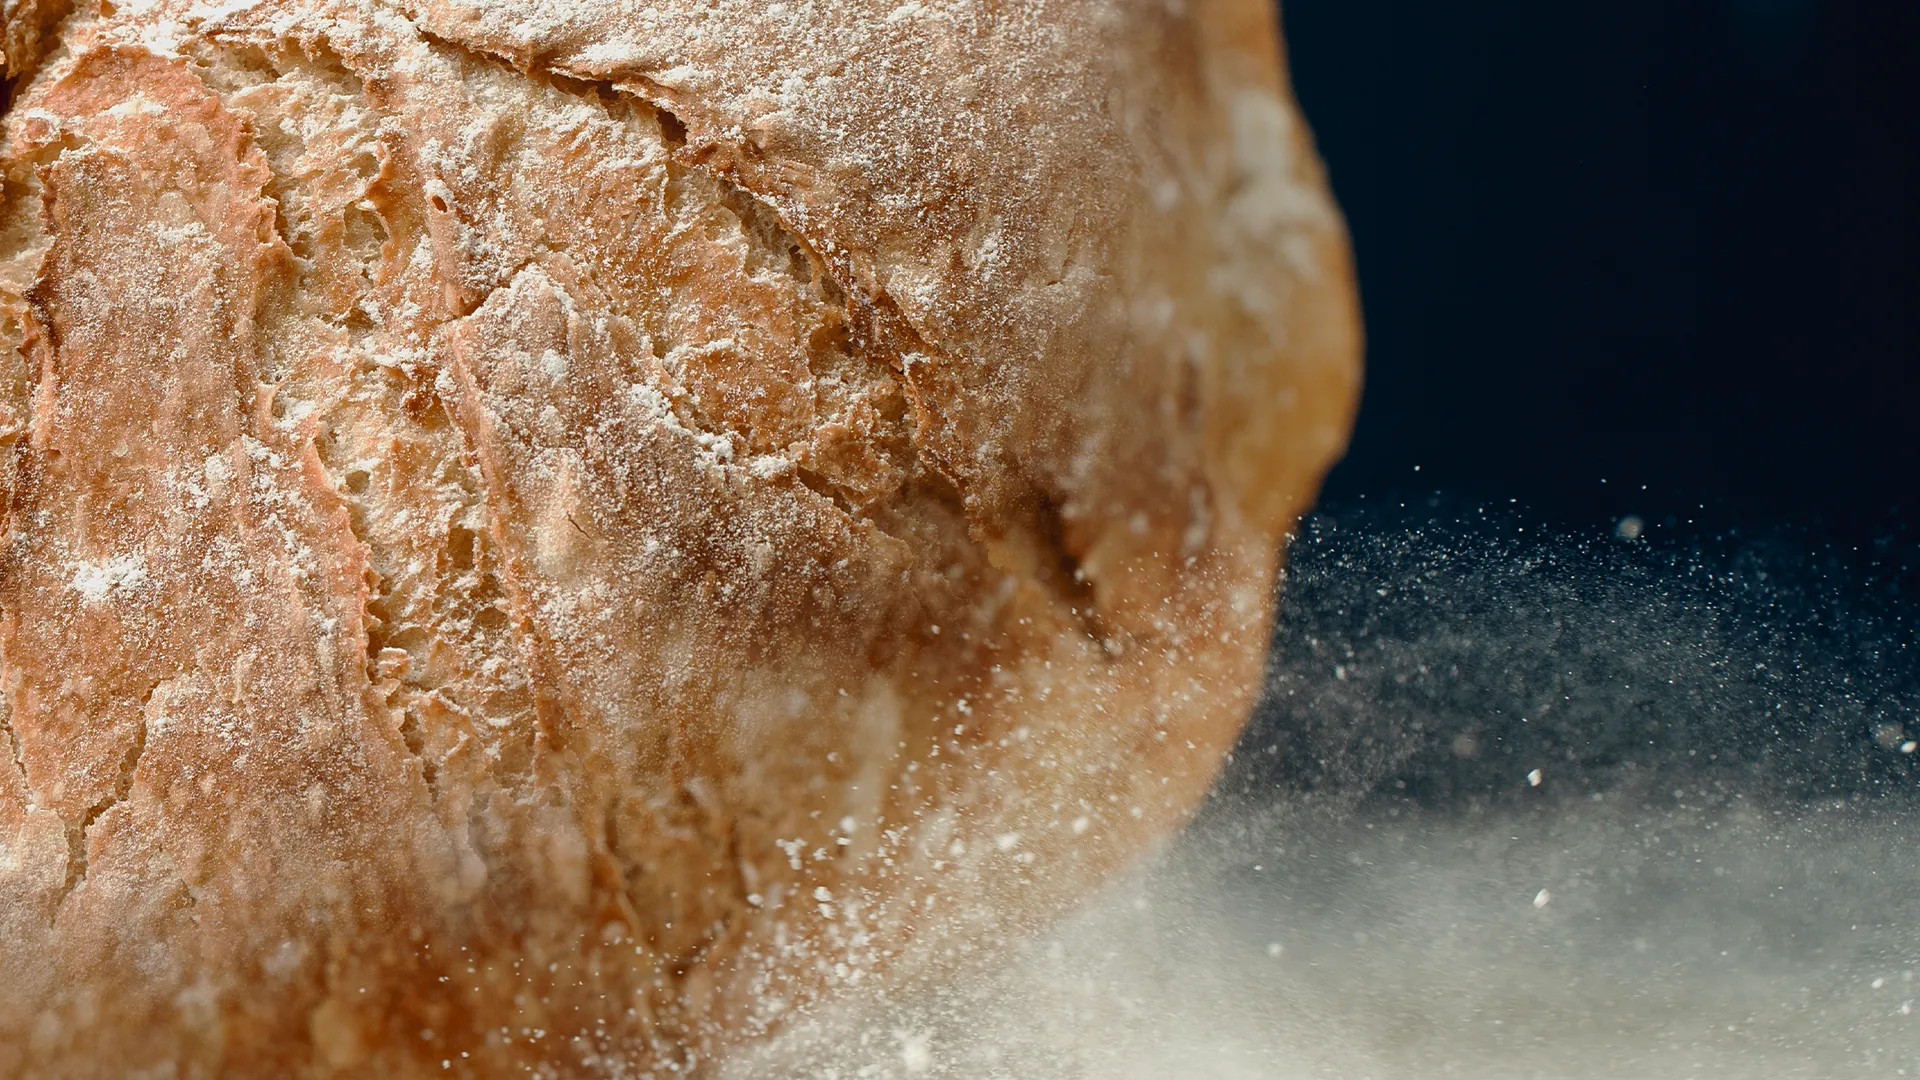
[0,1,1359,1075]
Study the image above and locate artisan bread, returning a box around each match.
[0,0,1359,1074]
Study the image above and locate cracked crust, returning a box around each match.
[0,0,1359,1075]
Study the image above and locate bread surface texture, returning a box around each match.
[0,0,1358,1074]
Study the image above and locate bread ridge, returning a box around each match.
[0,1,1359,1075]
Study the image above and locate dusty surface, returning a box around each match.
[0,0,1357,1075]
[734,511,1920,1079]
[735,796,1920,1080]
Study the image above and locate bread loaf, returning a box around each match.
[0,0,1358,1074]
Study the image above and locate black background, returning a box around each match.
[1279,0,1916,547]
[1233,1,1919,809]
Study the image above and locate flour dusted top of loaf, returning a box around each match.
[131,0,1349,548]
[417,0,1350,523]
[19,0,1356,560]
[404,0,1137,324]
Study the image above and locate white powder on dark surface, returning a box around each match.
[722,506,1920,1079]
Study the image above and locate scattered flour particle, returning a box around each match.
[895,1028,933,1074]
[1070,815,1091,835]
[576,40,648,66]
[994,832,1021,852]
[152,220,210,246]
[69,556,149,603]
[1266,942,1284,959]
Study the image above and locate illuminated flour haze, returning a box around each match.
[729,507,1920,1079]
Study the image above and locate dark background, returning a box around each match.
[1233,1,1919,809]
[1279,0,1916,548]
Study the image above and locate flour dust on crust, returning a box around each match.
[0,0,1358,1075]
